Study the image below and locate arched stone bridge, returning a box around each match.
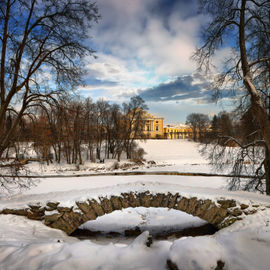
[1,190,257,235]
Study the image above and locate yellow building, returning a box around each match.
[140,111,194,139]
[163,124,193,139]
[143,113,164,139]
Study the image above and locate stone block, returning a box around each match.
[228,208,242,217]
[186,197,199,213]
[168,193,179,208]
[217,199,236,208]
[176,197,189,211]
[89,199,105,216]
[76,201,93,214]
[60,211,83,234]
[44,213,63,225]
[195,199,212,217]
[27,211,44,220]
[57,206,73,212]
[240,204,249,210]
[201,205,220,224]
[218,217,240,229]
[161,193,171,207]
[244,209,257,215]
[100,197,113,213]
[81,210,97,222]
[49,217,74,234]
[1,208,28,216]
[127,192,140,207]
[110,196,122,210]
[140,192,152,207]
[46,202,60,210]
[28,204,42,212]
[150,193,164,207]
[119,194,130,208]
[210,207,229,224]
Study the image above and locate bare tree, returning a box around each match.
[186,113,210,142]
[94,99,110,161]
[0,0,99,190]
[209,112,235,143]
[0,0,99,158]
[84,98,96,162]
[194,0,270,194]
[122,96,148,159]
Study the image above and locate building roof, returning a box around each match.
[143,112,164,120]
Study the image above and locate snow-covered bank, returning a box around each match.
[168,207,270,270]
[1,208,270,270]
[19,140,214,176]
[0,176,269,269]
[1,139,270,269]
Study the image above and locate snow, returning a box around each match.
[1,139,270,269]
[79,207,207,235]
[19,140,217,176]
[169,207,270,270]
[169,236,224,270]
[0,215,171,270]
[1,210,270,270]
[1,178,269,212]
[139,139,209,169]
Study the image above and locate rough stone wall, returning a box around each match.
[0,191,258,235]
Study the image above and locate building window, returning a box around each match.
[156,125,159,131]
[156,121,159,123]
[147,125,150,131]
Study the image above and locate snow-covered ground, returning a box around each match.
[20,139,214,176]
[0,140,270,270]
[1,209,270,270]
[138,139,212,173]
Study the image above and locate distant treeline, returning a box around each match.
[3,95,148,164]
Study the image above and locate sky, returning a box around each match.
[80,0,234,124]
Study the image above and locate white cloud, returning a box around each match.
[89,0,207,78]
[82,0,226,118]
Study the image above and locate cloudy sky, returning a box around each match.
[81,0,233,124]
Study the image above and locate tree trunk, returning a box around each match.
[244,77,270,153]
[239,0,270,154]
[265,148,270,195]
[57,143,61,163]
[96,146,100,160]
[117,150,121,162]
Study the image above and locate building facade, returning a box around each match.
[143,113,164,139]
[142,112,193,139]
[163,125,193,139]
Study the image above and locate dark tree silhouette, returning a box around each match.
[0,0,100,157]
[194,0,270,194]
[0,0,99,191]
[186,113,210,142]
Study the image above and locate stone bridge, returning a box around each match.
[1,190,257,235]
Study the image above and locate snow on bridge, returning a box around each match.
[1,182,269,235]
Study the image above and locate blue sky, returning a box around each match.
[80,0,235,124]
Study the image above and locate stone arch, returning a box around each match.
[42,192,246,235]
[1,191,251,235]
